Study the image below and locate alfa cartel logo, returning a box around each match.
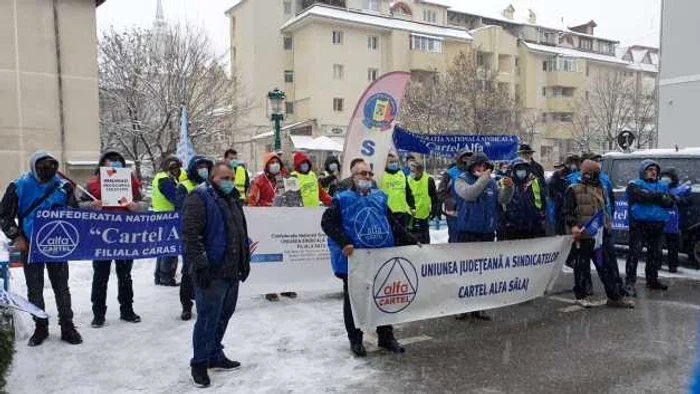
[35,220,79,258]
[362,93,398,131]
[354,207,391,247]
[372,257,418,314]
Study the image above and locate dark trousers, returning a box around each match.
[498,227,545,241]
[572,239,622,301]
[342,278,392,342]
[456,232,495,243]
[626,222,665,285]
[665,232,680,271]
[22,253,73,326]
[91,260,134,317]
[446,216,458,243]
[191,279,239,366]
[154,255,178,284]
[411,218,431,244]
[180,262,194,311]
[391,212,412,229]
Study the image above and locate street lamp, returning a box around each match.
[267,88,286,152]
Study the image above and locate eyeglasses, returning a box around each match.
[355,170,374,177]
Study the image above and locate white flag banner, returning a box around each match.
[0,287,49,319]
[241,207,337,295]
[348,236,572,331]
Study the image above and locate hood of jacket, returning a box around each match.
[639,159,661,180]
[95,150,126,174]
[262,152,283,175]
[29,150,59,182]
[293,151,311,172]
[324,155,340,173]
[187,155,214,184]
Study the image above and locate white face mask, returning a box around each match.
[268,163,281,175]
[661,177,672,183]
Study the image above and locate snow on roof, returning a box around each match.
[281,5,472,41]
[604,148,700,159]
[523,42,629,65]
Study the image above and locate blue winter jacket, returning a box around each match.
[627,159,671,223]
[191,184,231,269]
[454,172,499,234]
[327,189,395,276]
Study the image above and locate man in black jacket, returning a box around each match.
[321,160,417,357]
[517,144,545,184]
[183,161,251,388]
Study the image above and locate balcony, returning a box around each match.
[409,50,447,73]
[546,71,585,87]
[546,97,576,112]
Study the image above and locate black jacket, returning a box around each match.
[321,188,418,248]
[182,186,250,281]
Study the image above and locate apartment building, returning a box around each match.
[226,1,657,170]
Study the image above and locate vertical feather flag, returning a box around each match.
[176,105,195,166]
[583,210,605,270]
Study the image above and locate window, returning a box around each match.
[599,41,614,55]
[285,102,294,114]
[333,98,344,112]
[538,30,557,45]
[542,112,573,123]
[368,68,379,82]
[332,30,344,45]
[333,64,344,80]
[366,0,379,12]
[284,70,294,83]
[410,34,442,53]
[423,9,437,23]
[283,36,293,50]
[477,52,485,67]
[284,0,292,14]
[543,56,578,72]
[548,87,575,97]
[542,87,547,97]
[368,35,378,50]
[579,38,592,51]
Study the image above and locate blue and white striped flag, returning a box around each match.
[582,210,605,270]
[176,105,195,166]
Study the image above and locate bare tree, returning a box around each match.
[629,86,657,149]
[400,50,521,136]
[99,25,250,178]
[517,109,541,145]
[570,70,634,151]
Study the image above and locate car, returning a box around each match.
[602,148,700,266]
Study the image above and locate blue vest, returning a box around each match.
[328,189,395,276]
[665,184,692,234]
[14,173,70,239]
[628,178,670,223]
[453,173,499,234]
[191,184,229,268]
[565,171,581,186]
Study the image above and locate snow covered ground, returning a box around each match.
[5,228,700,393]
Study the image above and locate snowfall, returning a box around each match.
[4,228,700,394]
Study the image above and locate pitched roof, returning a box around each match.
[281,4,472,41]
[523,42,629,65]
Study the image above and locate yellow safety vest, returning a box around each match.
[151,171,176,212]
[532,177,542,210]
[235,166,247,201]
[407,175,431,220]
[291,171,320,208]
[380,171,410,214]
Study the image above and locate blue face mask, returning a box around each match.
[197,168,209,180]
[230,160,238,168]
[108,161,123,169]
[515,169,527,180]
[387,162,399,172]
[218,180,235,195]
[329,163,339,172]
[300,163,310,173]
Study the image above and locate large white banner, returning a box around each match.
[348,236,572,330]
[242,207,337,295]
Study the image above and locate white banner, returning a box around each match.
[100,167,133,207]
[242,207,337,295]
[0,287,49,319]
[348,236,572,330]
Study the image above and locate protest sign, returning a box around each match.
[100,167,133,207]
[612,199,629,230]
[348,236,571,331]
[393,126,519,161]
[242,207,336,295]
[0,288,49,319]
[29,209,181,263]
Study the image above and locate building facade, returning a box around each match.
[0,0,104,185]
[227,1,657,170]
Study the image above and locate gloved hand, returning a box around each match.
[194,268,212,289]
[660,195,675,208]
[238,261,250,283]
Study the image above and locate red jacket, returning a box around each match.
[248,152,282,207]
[85,174,142,212]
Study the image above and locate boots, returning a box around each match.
[60,322,83,345]
[349,332,367,357]
[191,363,210,388]
[377,327,405,354]
[120,308,142,323]
[28,321,49,347]
[181,307,192,321]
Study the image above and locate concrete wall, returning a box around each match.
[657,0,700,148]
[0,0,100,187]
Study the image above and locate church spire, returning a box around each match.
[153,0,167,33]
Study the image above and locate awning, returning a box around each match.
[291,135,344,152]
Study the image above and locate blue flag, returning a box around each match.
[176,105,195,166]
[582,210,605,270]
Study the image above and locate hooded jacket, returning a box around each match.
[82,150,142,212]
[248,152,283,207]
[627,159,673,223]
[290,151,332,207]
[319,156,341,196]
[0,150,77,241]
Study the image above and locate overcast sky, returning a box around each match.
[96,0,661,60]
